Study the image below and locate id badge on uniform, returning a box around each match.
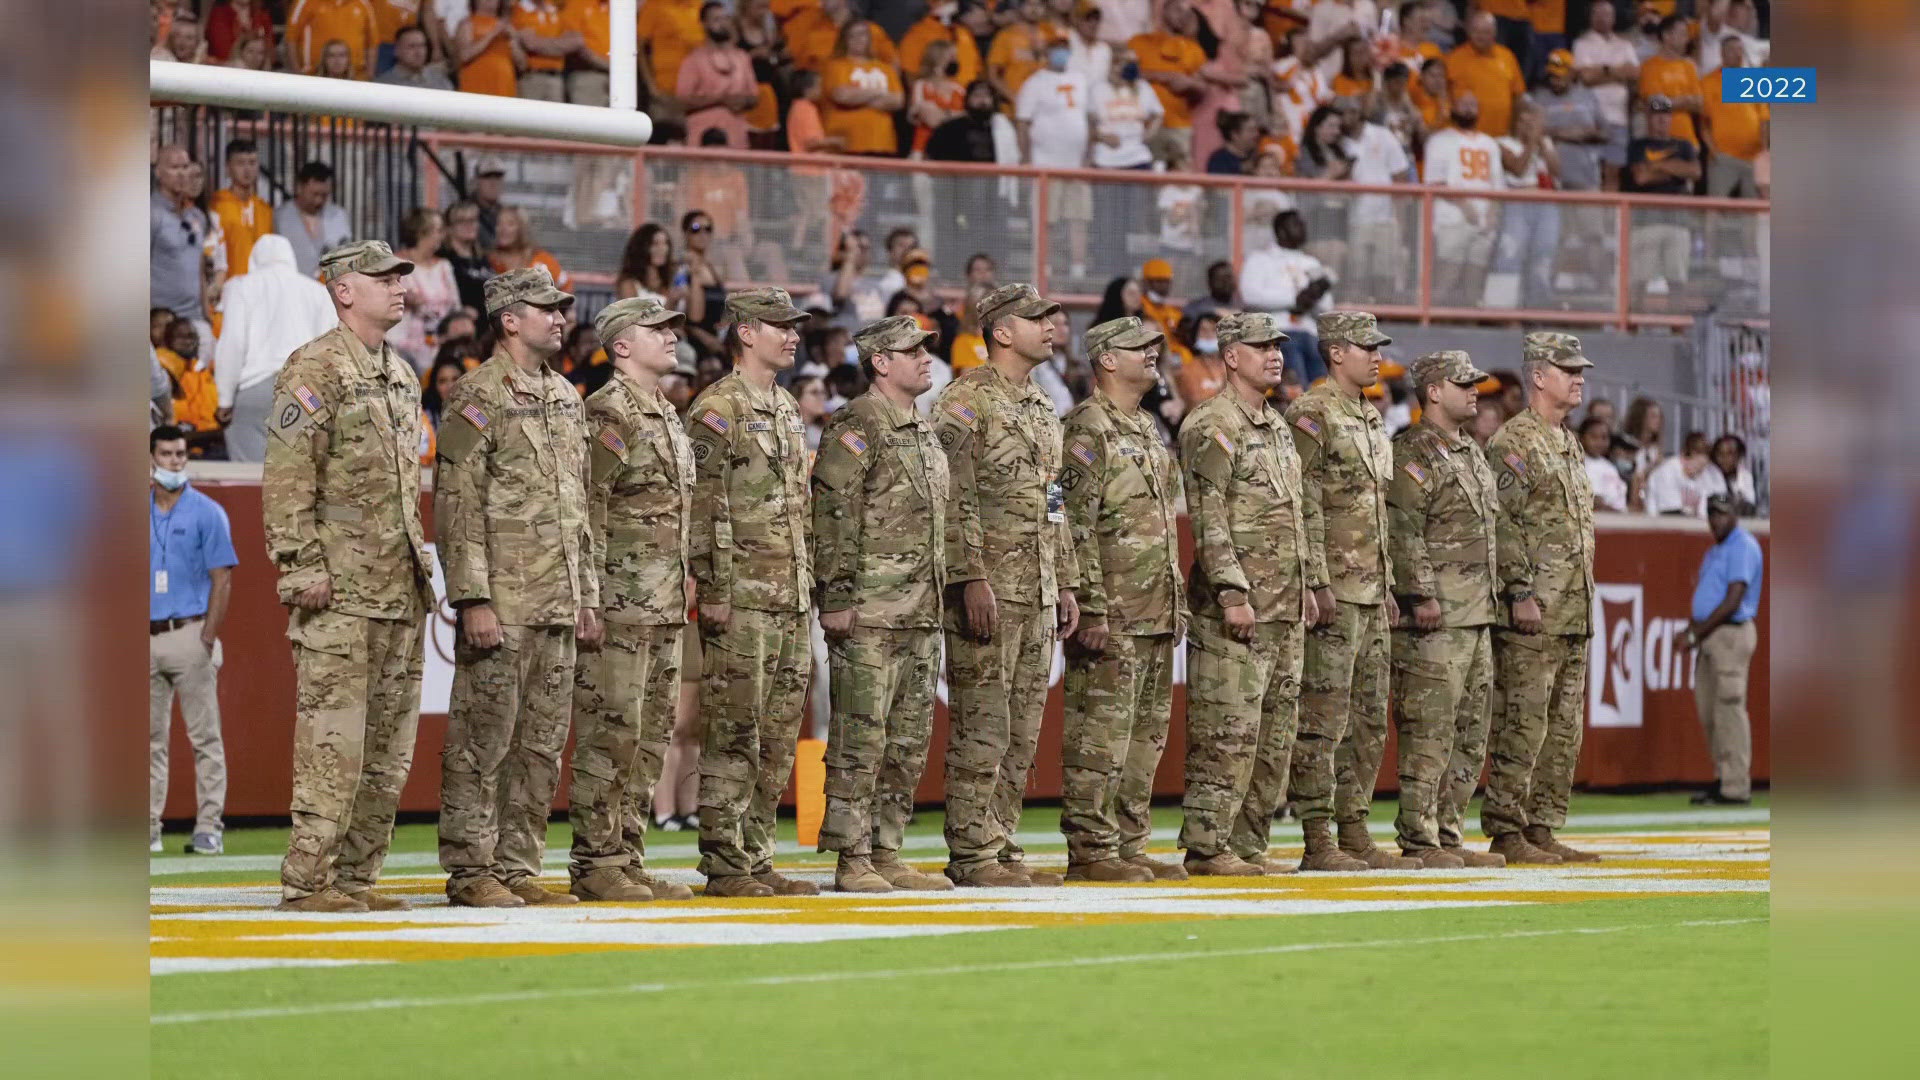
[154,570,169,594]
[1046,479,1066,523]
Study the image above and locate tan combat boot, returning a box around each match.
[1298,821,1370,872]
[1408,848,1466,870]
[705,874,775,898]
[1063,857,1155,883]
[340,889,411,912]
[1124,853,1190,881]
[1183,852,1266,876]
[277,887,370,913]
[571,867,653,902]
[1441,845,1508,868]
[1005,862,1065,887]
[509,879,581,905]
[834,854,895,893]
[870,850,955,891]
[626,867,696,900]
[1524,825,1602,863]
[446,878,526,908]
[1337,822,1422,870]
[1488,832,1563,865]
[946,861,1030,887]
[752,869,822,896]
[1240,853,1299,875]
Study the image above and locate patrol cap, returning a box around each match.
[725,286,809,325]
[1523,330,1594,369]
[1409,349,1489,390]
[853,314,935,361]
[975,282,1059,327]
[1318,310,1391,348]
[1215,311,1289,349]
[594,296,684,346]
[318,239,413,283]
[484,265,574,316]
[1084,315,1164,359]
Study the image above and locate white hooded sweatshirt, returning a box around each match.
[213,233,337,407]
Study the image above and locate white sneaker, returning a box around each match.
[150,835,163,854]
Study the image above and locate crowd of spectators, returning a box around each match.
[151,0,1769,198]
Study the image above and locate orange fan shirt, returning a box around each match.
[511,1,568,73]
[457,14,518,96]
[636,0,706,95]
[822,57,902,155]
[1701,70,1768,160]
[1130,32,1206,129]
[1445,43,1527,136]
[288,0,378,77]
[207,189,273,276]
[1640,55,1703,143]
[899,16,982,87]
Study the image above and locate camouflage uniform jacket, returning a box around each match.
[433,349,598,626]
[263,323,432,618]
[684,371,812,613]
[810,390,949,629]
[1060,389,1186,636]
[1488,407,1596,636]
[1285,381,1393,604]
[930,363,1078,606]
[585,370,694,626]
[1386,419,1499,627]
[1180,388,1317,623]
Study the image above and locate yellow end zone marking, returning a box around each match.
[150,939,685,962]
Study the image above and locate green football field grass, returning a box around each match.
[151,792,1769,1079]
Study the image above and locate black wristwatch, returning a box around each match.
[1508,589,1535,604]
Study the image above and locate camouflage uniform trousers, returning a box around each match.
[1480,629,1590,838]
[819,625,940,857]
[280,609,426,901]
[696,607,810,878]
[1389,625,1492,853]
[1179,617,1305,860]
[1061,632,1175,865]
[1289,600,1390,826]
[439,623,577,891]
[943,597,1054,874]
[567,620,682,878]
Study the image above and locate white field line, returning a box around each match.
[150,916,1764,1026]
[148,809,1770,877]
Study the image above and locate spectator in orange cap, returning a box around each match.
[1139,258,1184,339]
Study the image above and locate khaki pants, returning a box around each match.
[439,622,577,891]
[150,623,225,838]
[943,598,1054,874]
[519,70,565,102]
[568,71,611,106]
[1694,621,1756,800]
[280,609,426,900]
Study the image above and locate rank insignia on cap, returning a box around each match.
[293,385,322,413]
[1070,440,1095,466]
[1503,452,1527,476]
[1404,462,1428,484]
[1294,415,1321,437]
[459,403,490,430]
[838,429,868,456]
[1212,431,1235,456]
[599,429,626,453]
[699,410,730,434]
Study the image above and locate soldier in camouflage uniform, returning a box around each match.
[1177,312,1320,877]
[265,240,435,913]
[435,266,600,908]
[932,282,1080,888]
[1482,332,1601,865]
[1285,311,1414,871]
[686,288,818,898]
[566,298,699,902]
[1386,351,1509,869]
[811,316,955,894]
[1058,316,1188,884]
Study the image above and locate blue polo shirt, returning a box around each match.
[150,484,238,622]
[1692,525,1763,624]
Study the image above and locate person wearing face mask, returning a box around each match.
[1016,39,1095,279]
[1090,47,1164,170]
[926,78,1003,163]
[909,40,969,157]
[901,0,983,88]
[1137,259,1183,341]
[678,1,761,149]
[149,425,238,857]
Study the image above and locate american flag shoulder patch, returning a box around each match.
[838,429,868,456]
[1212,431,1235,456]
[293,384,323,413]
[459,403,490,430]
[945,401,977,427]
[599,428,627,453]
[1293,414,1321,436]
[1503,452,1527,476]
[1404,462,1428,484]
[1070,439,1095,466]
[699,409,730,435]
